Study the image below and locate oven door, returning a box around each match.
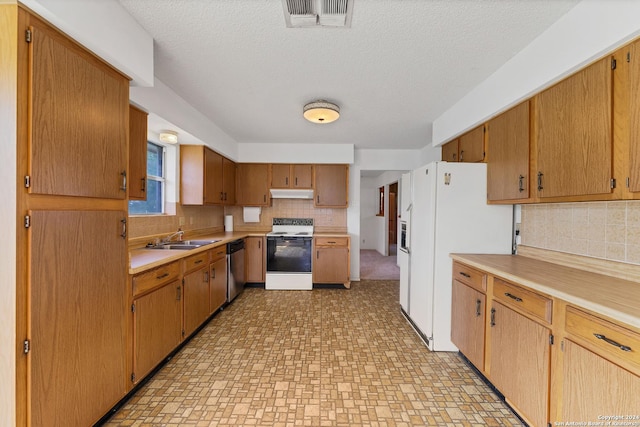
[266,236,312,273]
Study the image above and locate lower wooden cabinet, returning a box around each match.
[451,279,486,370]
[313,237,350,287]
[132,280,182,384]
[246,236,265,283]
[489,301,551,427]
[210,251,227,313]
[183,262,211,338]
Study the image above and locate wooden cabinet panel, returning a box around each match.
[442,140,458,162]
[181,145,234,205]
[133,280,182,384]
[561,340,640,422]
[128,105,148,200]
[205,147,223,205]
[487,101,530,201]
[132,261,180,297]
[292,164,313,188]
[270,164,291,188]
[30,210,127,426]
[490,301,550,427]
[28,18,128,199]
[271,164,313,189]
[210,256,227,313]
[314,164,348,208]
[493,278,552,324]
[183,266,210,338]
[313,247,349,284]
[629,40,640,192]
[223,157,236,205]
[237,163,270,206]
[459,126,485,162]
[451,280,486,370]
[452,262,486,293]
[246,236,265,283]
[535,57,613,198]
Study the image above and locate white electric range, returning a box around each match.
[265,218,314,290]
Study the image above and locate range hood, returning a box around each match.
[270,189,314,199]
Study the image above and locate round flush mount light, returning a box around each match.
[159,130,179,144]
[303,100,340,124]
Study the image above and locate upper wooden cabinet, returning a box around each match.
[534,56,613,199]
[129,105,148,200]
[486,101,530,202]
[270,164,313,189]
[314,164,349,208]
[237,163,270,206]
[628,40,640,193]
[27,14,129,199]
[442,140,459,162]
[459,126,485,163]
[180,145,235,206]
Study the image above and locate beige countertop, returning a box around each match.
[130,231,350,275]
[451,254,640,330]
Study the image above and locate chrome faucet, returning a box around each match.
[162,229,184,244]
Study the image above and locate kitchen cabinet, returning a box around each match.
[27,14,128,199]
[441,140,459,162]
[627,40,640,193]
[450,262,487,371]
[270,164,313,189]
[181,145,236,205]
[237,163,270,206]
[458,126,485,163]
[132,277,182,385]
[245,236,265,283]
[489,300,551,427]
[183,251,211,338]
[314,164,349,208]
[29,210,128,427]
[210,247,227,313]
[129,105,148,200]
[534,56,613,199]
[486,101,530,202]
[313,237,350,287]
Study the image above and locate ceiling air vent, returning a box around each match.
[282,0,353,28]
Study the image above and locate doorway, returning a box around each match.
[388,182,398,256]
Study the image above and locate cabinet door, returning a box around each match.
[246,236,265,283]
[629,40,640,192]
[314,164,348,208]
[561,340,640,421]
[210,257,227,313]
[271,164,291,188]
[133,280,182,384]
[451,280,486,370]
[28,19,128,199]
[487,102,530,201]
[183,266,211,338]
[29,210,127,427]
[129,105,148,200]
[293,164,313,188]
[490,302,550,427]
[313,247,349,283]
[237,163,270,206]
[535,57,612,198]
[205,147,224,205]
[222,157,236,205]
[459,126,485,162]
[442,140,458,162]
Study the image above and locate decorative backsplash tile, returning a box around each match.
[520,201,640,265]
[128,203,224,239]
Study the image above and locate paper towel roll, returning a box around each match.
[243,207,261,223]
[224,215,233,232]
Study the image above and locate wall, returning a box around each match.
[129,203,224,240]
[432,1,640,146]
[360,177,383,250]
[237,143,354,164]
[520,201,640,265]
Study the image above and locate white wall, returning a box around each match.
[432,0,640,146]
[359,177,379,250]
[238,143,354,164]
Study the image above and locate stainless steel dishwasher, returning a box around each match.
[227,239,246,302]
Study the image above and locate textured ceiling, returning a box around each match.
[119,0,579,150]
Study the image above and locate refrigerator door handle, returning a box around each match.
[406,203,413,212]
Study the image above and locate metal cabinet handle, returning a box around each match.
[204,271,209,282]
[141,177,146,192]
[317,195,320,203]
[459,272,471,278]
[490,308,496,327]
[156,273,169,280]
[258,240,261,249]
[120,218,127,239]
[212,268,216,279]
[518,175,525,193]
[295,177,298,186]
[460,150,464,162]
[220,192,224,201]
[176,286,182,301]
[263,194,266,202]
[593,333,632,352]
[285,177,289,185]
[316,250,319,259]
[504,292,523,302]
[195,260,203,265]
[120,170,127,191]
[537,172,544,191]
[475,299,482,317]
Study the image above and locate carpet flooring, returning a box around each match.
[360,249,400,280]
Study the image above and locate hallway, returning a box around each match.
[105,281,520,426]
[359,250,400,281]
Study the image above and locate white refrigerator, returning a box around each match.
[398,172,412,312]
[405,161,513,351]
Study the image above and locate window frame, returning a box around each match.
[128,141,166,215]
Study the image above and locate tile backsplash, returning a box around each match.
[520,201,640,265]
[225,199,347,231]
[128,203,224,239]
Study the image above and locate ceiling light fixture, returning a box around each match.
[303,100,340,124]
[159,130,179,144]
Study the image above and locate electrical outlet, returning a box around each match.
[179,217,185,226]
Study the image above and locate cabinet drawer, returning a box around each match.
[565,306,640,369]
[184,251,209,273]
[315,237,348,246]
[210,245,226,263]
[133,262,180,297]
[452,262,486,293]
[493,278,552,323]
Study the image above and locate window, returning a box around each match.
[377,186,385,216]
[128,142,165,214]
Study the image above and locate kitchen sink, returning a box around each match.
[176,239,221,245]
[146,239,222,250]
